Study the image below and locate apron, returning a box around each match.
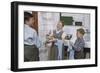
[49,30,64,60]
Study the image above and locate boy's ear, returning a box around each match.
[25,20,29,24]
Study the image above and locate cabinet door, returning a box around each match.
[32,11,38,34]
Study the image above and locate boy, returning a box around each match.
[71,28,85,59]
[24,12,41,62]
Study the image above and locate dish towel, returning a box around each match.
[56,40,63,60]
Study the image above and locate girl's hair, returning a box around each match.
[24,12,33,24]
[59,20,64,27]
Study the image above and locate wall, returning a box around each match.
[0,0,99,73]
[38,12,60,42]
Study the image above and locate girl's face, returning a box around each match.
[57,22,63,30]
[76,31,82,38]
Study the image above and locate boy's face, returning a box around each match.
[26,17,34,27]
[76,31,83,38]
[57,22,63,30]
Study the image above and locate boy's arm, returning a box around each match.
[36,36,42,48]
[73,41,85,51]
[33,29,42,48]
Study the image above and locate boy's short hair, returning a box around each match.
[24,12,33,24]
[77,28,85,35]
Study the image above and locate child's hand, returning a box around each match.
[62,32,67,40]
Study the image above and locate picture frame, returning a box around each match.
[11,1,98,72]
